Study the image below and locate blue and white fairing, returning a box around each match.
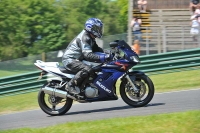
[34,60,75,79]
[87,40,140,101]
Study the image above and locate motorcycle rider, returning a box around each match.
[62,18,112,95]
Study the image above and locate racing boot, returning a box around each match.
[65,81,80,95]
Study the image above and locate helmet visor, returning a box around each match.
[98,25,104,38]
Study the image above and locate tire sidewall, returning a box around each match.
[120,75,154,107]
[38,81,73,116]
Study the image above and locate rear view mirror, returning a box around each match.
[109,42,118,48]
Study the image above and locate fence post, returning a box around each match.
[128,0,133,46]
[157,26,161,53]
[158,9,163,25]
[42,52,46,62]
[146,26,149,55]
[181,26,185,50]
[162,26,167,53]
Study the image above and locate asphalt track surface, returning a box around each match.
[0,89,200,130]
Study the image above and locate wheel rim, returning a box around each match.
[39,82,69,114]
[125,79,149,103]
[45,94,66,111]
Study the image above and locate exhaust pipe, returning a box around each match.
[42,86,76,100]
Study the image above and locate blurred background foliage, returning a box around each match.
[0,0,127,61]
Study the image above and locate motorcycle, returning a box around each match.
[34,40,154,116]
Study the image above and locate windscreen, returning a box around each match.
[118,40,132,50]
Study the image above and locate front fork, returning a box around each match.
[125,75,139,93]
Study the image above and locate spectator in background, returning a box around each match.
[194,7,200,23]
[196,14,200,23]
[137,0,147,13]
[131,17,142,54]
[189,0,200,15]
[191,7,200,24]
[190,14,200,41]
[132,40,140,55]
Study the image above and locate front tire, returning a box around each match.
[38,81,73,116]
[120,75,154,107]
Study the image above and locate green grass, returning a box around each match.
[0,69,200,115]
[149,69,200,92]
[1,110,200,133]
[0,92,39,114]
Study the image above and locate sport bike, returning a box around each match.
[34,40,154,116]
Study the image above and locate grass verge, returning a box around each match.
[0,92,39,115]
[148,69,200,92]
[0,69,200,115]
[1,110,200,133]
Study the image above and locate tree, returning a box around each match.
[98,0,125,36]
[0,0,28,60]
[0,0,128,60]
[0,0,67,60]
[19,0,67,55]
[117,0,128,32]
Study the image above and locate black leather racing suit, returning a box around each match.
[62,29,105,87]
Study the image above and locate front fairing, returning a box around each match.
[105,40,139,71]
[117,40,140,64]
[108,59,136,71]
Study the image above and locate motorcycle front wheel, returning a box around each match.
[120,75,154,107]
[38,80,73,116]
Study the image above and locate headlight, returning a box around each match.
[130,56,140,63]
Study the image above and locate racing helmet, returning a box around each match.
[85,18,104,38]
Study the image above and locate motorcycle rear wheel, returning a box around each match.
[38,80,73,116]
[120,75,154,107]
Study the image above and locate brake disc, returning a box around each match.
[48,95,62,106]
[127,81,146,100]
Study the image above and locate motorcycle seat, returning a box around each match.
[59,66,76,74]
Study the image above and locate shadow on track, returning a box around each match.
[146,103,165,107]
[61,103,165,116]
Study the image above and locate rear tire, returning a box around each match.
[38,81,73,116]
[120,75,154,107]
